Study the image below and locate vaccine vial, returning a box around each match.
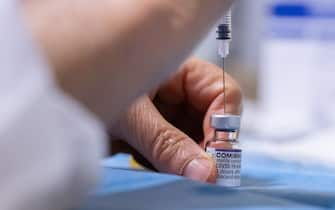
[206,114,242,187]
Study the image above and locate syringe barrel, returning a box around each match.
[217,9,232,58]
[218,40,230,58]
[222,10,232,25]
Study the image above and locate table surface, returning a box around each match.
[78,152,335,210]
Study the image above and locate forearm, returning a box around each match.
[22,0,233,125]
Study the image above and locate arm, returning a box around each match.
[22,0,234,125]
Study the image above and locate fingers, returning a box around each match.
[116,96,217,183]
[22,0,234,125]
[157,58,242,143]
[158,58,242,113]
[201,69,242,144]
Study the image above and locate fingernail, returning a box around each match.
[183,158,212,182]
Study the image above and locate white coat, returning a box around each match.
[0,1,106,210]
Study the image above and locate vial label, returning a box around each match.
[206,147,241,187]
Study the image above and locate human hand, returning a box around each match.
[111,58,242,183]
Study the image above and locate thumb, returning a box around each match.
[117,96,217,183]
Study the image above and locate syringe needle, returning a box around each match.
[222,58,226,114]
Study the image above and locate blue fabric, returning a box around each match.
[79,152,335,210]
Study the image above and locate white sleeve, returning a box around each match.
[0,1,107,210]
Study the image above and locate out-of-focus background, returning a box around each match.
[193,0,335,168]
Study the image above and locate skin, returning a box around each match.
[112,58,242,183]
[21,0,240,182]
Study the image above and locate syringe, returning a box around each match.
[207,10,242,188]
[217,9,232,113]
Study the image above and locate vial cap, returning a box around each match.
[211,114,240,131]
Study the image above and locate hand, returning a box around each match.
[111,58,242,183]
[22,0,234,126]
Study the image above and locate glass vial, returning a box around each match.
[206,114,242,187]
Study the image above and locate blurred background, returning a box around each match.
[193,0,335,168]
